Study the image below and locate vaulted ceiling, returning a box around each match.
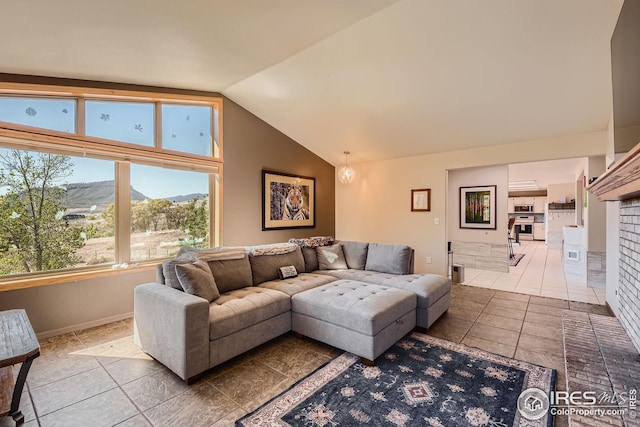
[0,0,624,165]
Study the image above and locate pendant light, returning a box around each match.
[338,151,356,184]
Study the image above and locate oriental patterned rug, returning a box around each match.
[237,333,555,427]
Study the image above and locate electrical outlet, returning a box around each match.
[426,256,432,264]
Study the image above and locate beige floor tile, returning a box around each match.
[476,313,523,332]
[115,414,153,427]
[524,311,564,328]
[517,333,564,358]
[74,320,133,347]
[103,355,166,385]
[487,297,529,311]
[208,359,287,407]
[482,304,527,321]
[144,382,239,427]
[492,291,530,302]
[540,289,569,300]
[529,296,569,309]
[121,369,191,412]
[30,367,117,416]
[514,287,541,296]
[461,335,515,358]
[514,347,565,373]
[567,293,600,304]
[466,323,520,347]
[527,303,566,317]
[521,321,564,342]
[38,388,139,427]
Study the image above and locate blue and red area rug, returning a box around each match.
[237,332,555,427]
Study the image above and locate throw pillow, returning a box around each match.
[340,241,369,270]
[316,244,348,270]
[277,265,298,279]
[175,260,220,302]
[161,253,196,290]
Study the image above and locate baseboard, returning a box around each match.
[36,312,134,340]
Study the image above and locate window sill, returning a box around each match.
[0,263,157,292]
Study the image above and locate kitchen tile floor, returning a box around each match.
[461,240,606,304]
[0,284,615,427]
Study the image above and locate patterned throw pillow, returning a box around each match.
[277,265,298,279]
[316,244,348,270]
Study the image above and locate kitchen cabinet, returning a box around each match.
[533,223,545,240]
[508,197,515,213]
[534,197,546,213]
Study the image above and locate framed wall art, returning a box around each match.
[460,185,496,229]
[411,188,431,212]
[262,170,315,230]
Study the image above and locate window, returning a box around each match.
[0,96,76,133]
[161,104,213,156]
[85,100,155,146]
[0,84,222,285]
[0,148,115,275]
[130,165,210,261]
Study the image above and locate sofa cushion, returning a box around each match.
[258,273,338,296]
[365,243,412,275]
[199,252,253,293]
[301,247,319,272]
[316,244,348,270]
[291,280,416,335]
[248,245,305,285]
[321,270,451,308]
[339,241,369,270]
[208,287,291,340]
[175,260,220,302]
[161,253,196,290]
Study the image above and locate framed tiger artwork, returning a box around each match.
[262,170,315,230]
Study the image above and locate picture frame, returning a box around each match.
[411,188,431,212]
[460,185,496,229]
[262,170,315,230]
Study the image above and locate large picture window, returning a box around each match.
[130,165,210,261]
[0,84,222,287]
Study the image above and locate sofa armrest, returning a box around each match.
[134,283,209,382]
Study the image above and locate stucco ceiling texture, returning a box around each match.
[0,0,623,166]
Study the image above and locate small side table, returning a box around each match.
[0,309,40,426]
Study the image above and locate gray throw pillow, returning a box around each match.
[175,260,220,302]
[161,253,196,290]
[340,241,369,270]
[316,244,348,270]
[365,243,412,275]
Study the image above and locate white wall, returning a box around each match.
[336,131,607,275]
[547,183,576,204]
[586,156,607,252]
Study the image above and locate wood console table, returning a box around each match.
[0,309,40,426]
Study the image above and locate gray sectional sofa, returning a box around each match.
[134,239,451,383]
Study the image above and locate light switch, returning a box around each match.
[434,218,440,225]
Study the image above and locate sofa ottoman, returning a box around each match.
[321,270,451,329]
[291,280,416,363]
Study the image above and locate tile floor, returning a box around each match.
[1,284,614,427]
[461,240,606,305]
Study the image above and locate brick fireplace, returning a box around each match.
[619,198,640,353]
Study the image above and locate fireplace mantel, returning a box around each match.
[588,142,640,201]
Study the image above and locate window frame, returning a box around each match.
[0,82,223,290]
